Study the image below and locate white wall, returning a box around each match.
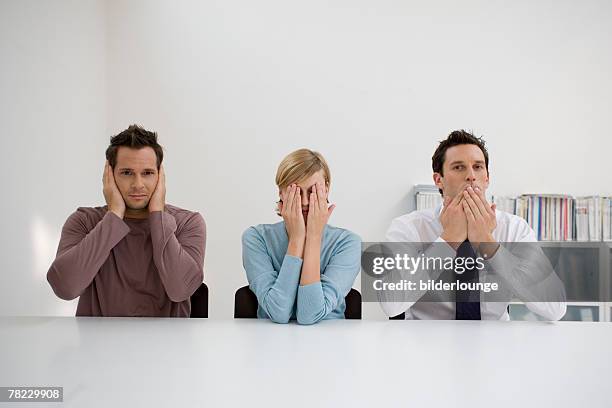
[1,0,611,318]
[0,0,107,316]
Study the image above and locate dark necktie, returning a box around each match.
[455,240,481,320]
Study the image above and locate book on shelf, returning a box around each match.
[514,194,574,241]
[414,184,442,211]
[575,196,612,242]
[494,194,610,242]
[603,197,611,242]
[493,196,516,215]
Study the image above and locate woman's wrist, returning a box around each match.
[287,237,305,259]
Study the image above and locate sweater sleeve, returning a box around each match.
[296,232,361,325]
[149,211,206,302]
[47,210,130,300]
[242,227,302,324]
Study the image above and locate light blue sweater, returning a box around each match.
[241,221,361,325]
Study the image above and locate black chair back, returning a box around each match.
[234,285,259,318]
[234,285,362,319]
[344,288,361,319]
[190,283,209,318]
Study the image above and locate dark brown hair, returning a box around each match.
[105,125,163,168]
[432,130,489,193]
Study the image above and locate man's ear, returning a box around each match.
[483,170,490,189]
[433,173,444,191]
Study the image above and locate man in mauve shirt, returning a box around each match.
[47,125,206,317]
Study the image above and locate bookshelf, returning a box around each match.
[414,187,612,322]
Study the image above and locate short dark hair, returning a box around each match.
[105,125,163,169]
[432,130,489,194]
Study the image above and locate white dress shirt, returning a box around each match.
[381,204,567,320]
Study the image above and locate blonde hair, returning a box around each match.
[275,149,331,215]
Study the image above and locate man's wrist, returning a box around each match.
[108,207,124,219]
[473,233,496,244]
[440,232,463,250]
[477,234,499,258]
[148,204,164,213]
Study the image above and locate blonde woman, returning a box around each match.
[242,149,361,324]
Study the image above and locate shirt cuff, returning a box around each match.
[149,210,178,245]
[104,211,131,237]
[484,244,510,276]
[432,236,459,258]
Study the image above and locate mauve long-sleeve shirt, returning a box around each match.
[47,204,206,317]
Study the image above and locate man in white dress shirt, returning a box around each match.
[380,130,566,320]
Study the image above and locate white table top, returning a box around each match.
[1,317,611,408]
